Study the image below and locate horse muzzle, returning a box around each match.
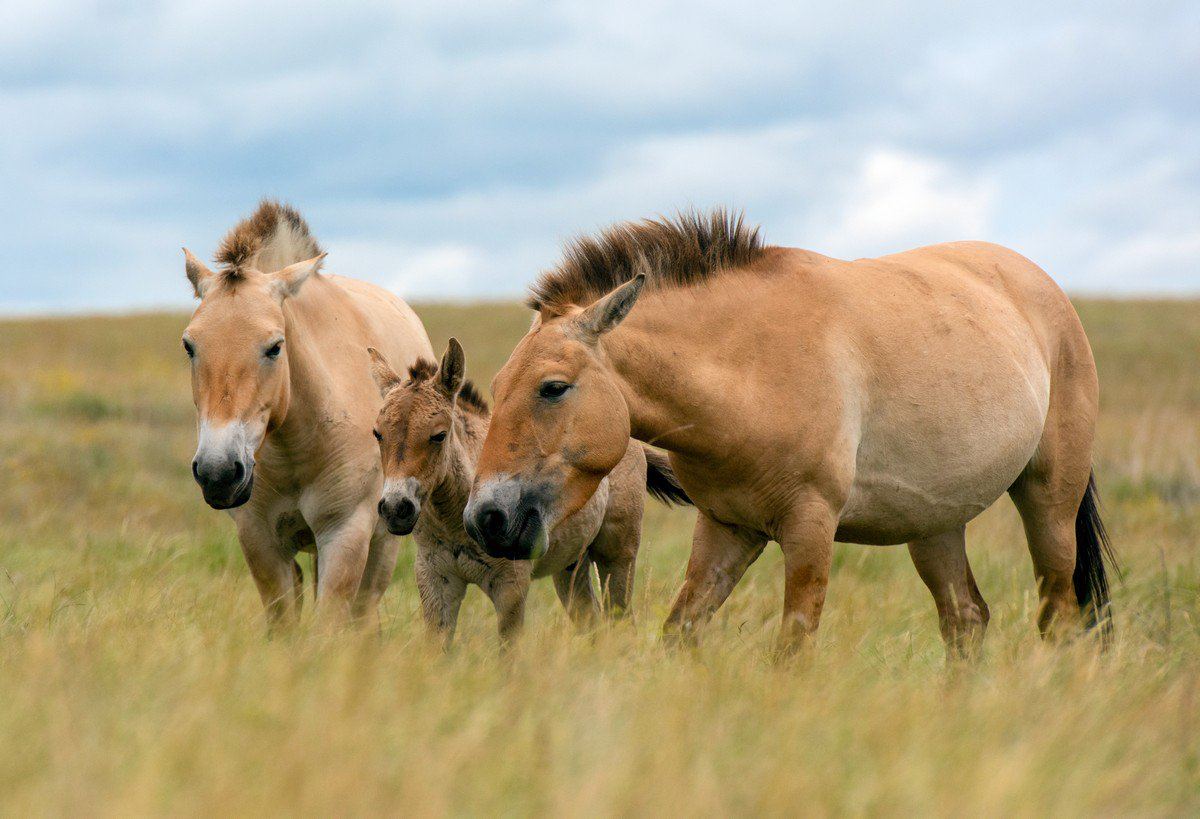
[192,420,259,510]
[464,479,551,561]
[192,453,254,509]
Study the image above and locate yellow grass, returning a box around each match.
[0,300,1197,816]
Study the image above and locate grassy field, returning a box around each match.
[0,300,1197,816]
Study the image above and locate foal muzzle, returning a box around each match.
[378,478,422,536]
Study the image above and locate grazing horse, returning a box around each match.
[181,201,432,628]
[464,210,1117,658]
[367,339,689,645]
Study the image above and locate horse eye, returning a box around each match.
[265,341,283,359]
[539,381,572,401]
[372,429,383,442]
[429,431,447,443]
[182,339,195,358]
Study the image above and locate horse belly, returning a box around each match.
[836,352,1050,546]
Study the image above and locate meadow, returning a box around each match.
[0,299,1196,816]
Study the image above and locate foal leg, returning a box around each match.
[235,514,302,632]
[414,551,467,649]
[593,549,637,619]
[588,462,644,619]
[908,527,989,660]
[484,562,532,645]
[588,508,641,619]
[663,512,767,645]
[553,558,600,629]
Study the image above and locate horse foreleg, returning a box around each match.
[353,527,401,632]
[663,512,767,646]
[908,527,989,660]
[235,515,303,633]
[776,497,837,656]
[312,510,374,628]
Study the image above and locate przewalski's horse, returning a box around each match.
[367,339,689,645]
[465,211,1117,659]
[181,201,433,629]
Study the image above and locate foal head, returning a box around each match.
[464,276,644,560]
[180,250,323,509]
[369,339,484,536]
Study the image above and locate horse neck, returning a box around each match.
[267,276,354,453]
[599,298,728,460]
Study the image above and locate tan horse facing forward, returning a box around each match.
[465,211,1117,658]
[367,339,689,645]
[181,201,432,629]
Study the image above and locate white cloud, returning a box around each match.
[0,1,1197,312]
[810,149,996,257]
[330,240,487,300]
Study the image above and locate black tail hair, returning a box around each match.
[643,446,692,506]
[1074,471,1118,646]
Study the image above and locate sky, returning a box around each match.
[2,1,1197,313]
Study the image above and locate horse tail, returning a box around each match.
[642,446,691,506]
[1074,470,1118,645]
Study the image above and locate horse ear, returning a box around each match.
[183,248,216,298]
[572,273,645,343]
[439,337,466,398]
[367,347,402,396]
[270,253,326,301]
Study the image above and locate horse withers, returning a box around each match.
[465,211,1117,659]
[181,201,433,629]
[367,338,689,645]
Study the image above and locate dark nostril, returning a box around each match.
[377,498,386,516]
[397,498,416,519]
[232,460,245,483]
[192,460,201,481]
[481,508,507,538]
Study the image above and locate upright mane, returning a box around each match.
[407,359,490,418]
[528,208,766,313]
[214,200,323,281]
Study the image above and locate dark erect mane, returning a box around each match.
[214,199,323,281]
[455,381,490,417]
[407,359,489,418]
[527,209,766,313]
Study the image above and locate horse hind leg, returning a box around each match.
[1010,470,1093,641]
[908,526,989,660]
[1009,436,1098,641]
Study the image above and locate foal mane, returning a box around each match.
[213,200,323,282]
[407,359,490,418]
[528,208,766,313]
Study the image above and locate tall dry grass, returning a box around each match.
[0,300,1196,816]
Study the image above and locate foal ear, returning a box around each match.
[367,347,402,396]
[183,248,216,298]
[269,253,326,301]
[439,337,466,399]
[572,274,645,343]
